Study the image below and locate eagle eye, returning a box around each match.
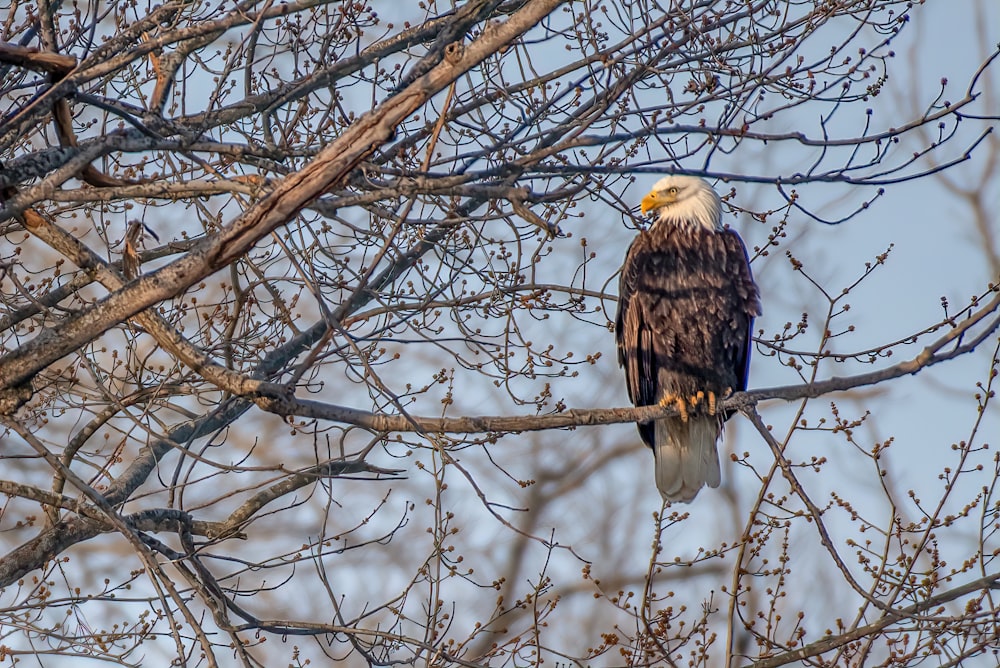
[668,187,678,195]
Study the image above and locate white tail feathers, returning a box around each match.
[653,416,722,503]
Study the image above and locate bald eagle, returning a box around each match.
[616,176,761,502]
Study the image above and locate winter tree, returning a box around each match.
[1,0,998,665]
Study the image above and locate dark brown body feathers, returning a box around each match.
[616,221,761,500]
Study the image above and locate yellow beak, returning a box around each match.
[640,190,676,215]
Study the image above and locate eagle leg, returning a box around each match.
[707,390,717,416]
[659,393,689,422]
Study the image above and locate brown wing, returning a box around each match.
[615,233,660,448]
[720,228,761,399]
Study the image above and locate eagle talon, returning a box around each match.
[707,390,717,416]
[676,397,688,422]
[692,390,705,409]
[678,390,711,415]
[659,393,689,422]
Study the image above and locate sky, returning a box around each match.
[2,1,999,665]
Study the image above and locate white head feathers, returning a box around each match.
[640,175,723,232]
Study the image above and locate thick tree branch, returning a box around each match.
[254,295,1000,433]
[0,0,568,395]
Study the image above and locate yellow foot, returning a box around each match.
[693,390,705,411]
[659,393,689,422]
[687,390,716,415]
[661,391,727,419]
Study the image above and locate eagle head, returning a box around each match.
[640,175,722,232]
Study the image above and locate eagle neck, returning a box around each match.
[651,215,721,234]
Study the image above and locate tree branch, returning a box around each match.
[741,568,1000,668]
[254,293,1000,434]
[0,0,570,394]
